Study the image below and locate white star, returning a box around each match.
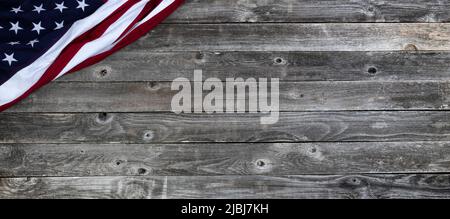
[54,21,64,30]
[55,2,68,13]
[8,41,20,46]
[28,39,39,48]
[11,6,23,14]
[32,22,46,35]
[3,53,18,66]
[33,4,46,14]
[9,22,23,34]
[77,0,90,11]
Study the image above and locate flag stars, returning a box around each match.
[55,2,68,13]
[3,53,18,66]
[9,22,23,34]
[55,21,65,30]
[32,22,46,35]
[77,0,90,11]
[28,39,40,48]
[33,4,46,14]
[11,6,24,14]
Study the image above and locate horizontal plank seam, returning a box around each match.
[161,21,450,25]
[100,49,450,52]
[71,50,450,54]
[50,80,450,84]
[8,109,450,113]
[3,172,450,179]
[2,141,450,144]
[4,110,450,114]
[157,22,450,25]
[2,140,450,145]
[52,80,450,83]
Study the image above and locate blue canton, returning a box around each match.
[0,0,105,85]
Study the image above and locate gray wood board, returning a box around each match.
[61,51,450,82]
[3,0,450,199]
[130,23,450,52]
[1,111,450,143]
[166,0,450,23]
[6,81,450,112]
[2,142,450,177]
[1,174,450,199]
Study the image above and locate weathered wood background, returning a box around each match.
[2,0,450,199]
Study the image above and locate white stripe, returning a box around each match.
[0,0,129,106]
[56,0,150,79]
[100,0,175,55]
[137,0,175,25]
[57,0,175,78]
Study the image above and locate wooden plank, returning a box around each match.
[130,23,450,52]
[62,51,450,82]
[7,81,450,112]
[1,174,450,199]
[166,0,450,23]
[1,111,450,144]
[2,142,450,177]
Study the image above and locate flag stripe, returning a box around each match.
[0,0,184,112]
[57,0,152,79]
[0,0,129,108]
[68,0,182,74]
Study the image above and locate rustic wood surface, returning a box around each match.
[1,175,450,199]
[2,0,450,199]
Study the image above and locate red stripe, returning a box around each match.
[0,0,145,112]
[69,0,185,73]
[114,0,163,44]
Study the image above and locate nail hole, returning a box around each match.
[115,160,125,166]
[256,160,266,167]
[138,168,147,175]
[147,82,161,91]
[143,131,155,141]
[148,82,157,88]
[196,52,204,60]
[274,57,285,65]
[98,113,108,122]
[99,69,108,77]
[367,67,378,75]
[349,177,362,185]
[94,66,112,79]
[310,147,317,153]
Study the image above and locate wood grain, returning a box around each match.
[1,111,450,143]
[62,51,450,82]
[131,23,450,52]
[7,81,450,112]
[1,174,450,199]
[2,142,450,177]
[166,0,450,23]
[3,0,450,199]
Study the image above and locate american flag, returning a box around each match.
[0,0,183,111]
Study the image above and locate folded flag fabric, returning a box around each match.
[0,0,184,111]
